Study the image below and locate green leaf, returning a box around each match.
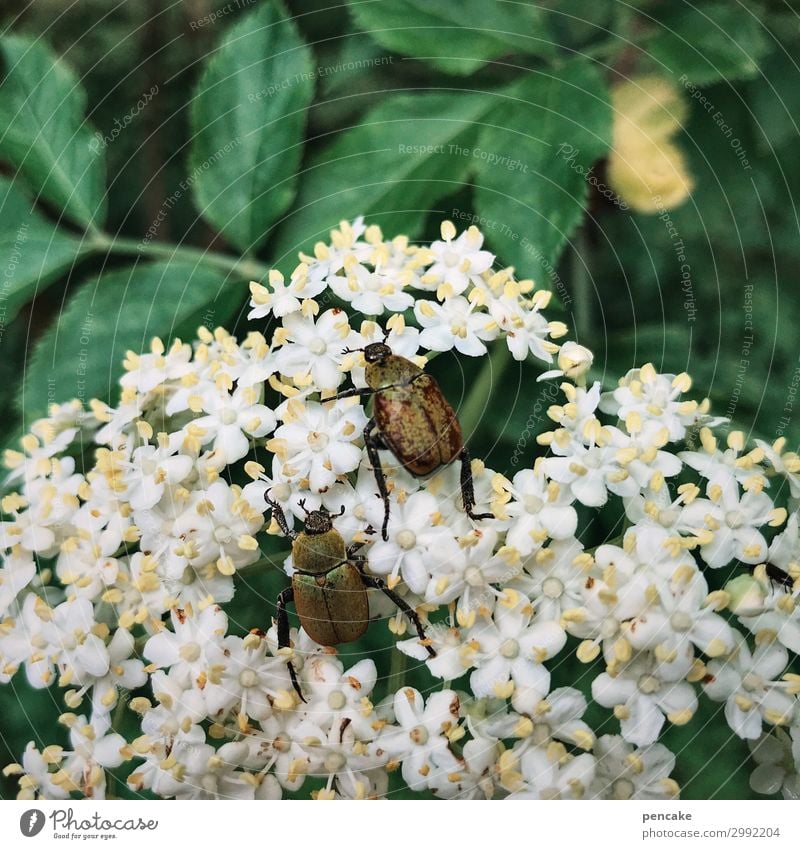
[0,35,106,229]
[271,90,495,261]
[648,3,769,86]
[189,1,313,253]
[347,0,553,75]
[0,177,91,323]
[473,60,612,281]
[751,48,800,153]
[20,262,235,419]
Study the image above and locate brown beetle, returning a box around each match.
[327,341,493,539]
[267,495,435,700]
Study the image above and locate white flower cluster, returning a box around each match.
[1,219,798,801]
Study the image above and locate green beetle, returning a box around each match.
[328,341,493,539]
[266,494,436,701]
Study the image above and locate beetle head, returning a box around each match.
[342,330,391,364]
[363,342,392,364]
[298,499,345,535]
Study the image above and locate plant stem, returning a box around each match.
[112,689,130,733]
[387,644,407,695]
[458,342,511,441]
[90,233,270,282]
[105,689,131,801]
[571,226,592,346]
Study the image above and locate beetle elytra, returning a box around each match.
[326,341,493,540]
[266,494,436,700]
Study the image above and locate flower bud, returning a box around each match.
[557,342,594,380]
[725,573,766,616]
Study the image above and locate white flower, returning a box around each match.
[4,404,85,487]
[608,419,682,490]
[170,480,264,576]
[590,735,679,799]
[622,563,737,660]
[60,714,128,798]
[748,728,800,799]
[0,457,82,555]
[682,428,768,490]
[377,688,461,791]
[423,528,507,615]
[592,651,697,746]
[292,656,378,740]
[542,442,638,507]
[600,365,699,440]
[364,490,461,594]
[144,606,228,687]
[268,398,367,492]
[414,296,497,356]
[703,637,796,739]
[508,747,596,799]
[300,217,372,286]
[488,293,557,363]
[735,573,800,656]
[46,599,110,684]
[161,739,256,800]
[681,475,782,568]
[757,437,800,498]
[766,513,800,578]
[0,549,36,617]
[499,469,578,556]
[190,384,276,464]
[249,267,327,320]
[13,742,71,800]
[523,687,596,751]
[509,537,588,625]
[328,261,414,315]
[419,221,494,296]
[544,381,604,451]
[427,735,498,799]
[539,341,594,382]
[126,435,194,510]
[120,337,193,394]
[274,308,357,390]
[469,595,566,713]
[84,628,147,716]
[204,634,286,725]
[0,594,56,687]
[140,670,208,740]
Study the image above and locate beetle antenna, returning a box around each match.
[341,346,363,356]
[298,498,310,515]
[336,505,345,516]
[381,328,390,343]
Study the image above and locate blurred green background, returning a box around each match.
[1,0,799,799]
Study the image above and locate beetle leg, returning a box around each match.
[346,541,367,560]
[266,495,297,540]
[360,574,436,658]
[363,419,393,541]
[323,386,375,403]
[276,587,306,703]
[459,446,494,523]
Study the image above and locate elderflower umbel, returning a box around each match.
[1,218,796,801]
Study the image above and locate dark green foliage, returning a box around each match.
[0,0,798,800]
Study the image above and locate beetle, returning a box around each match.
[266,494,436,701]
[326,340,493,540]
[762,562,796,592]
